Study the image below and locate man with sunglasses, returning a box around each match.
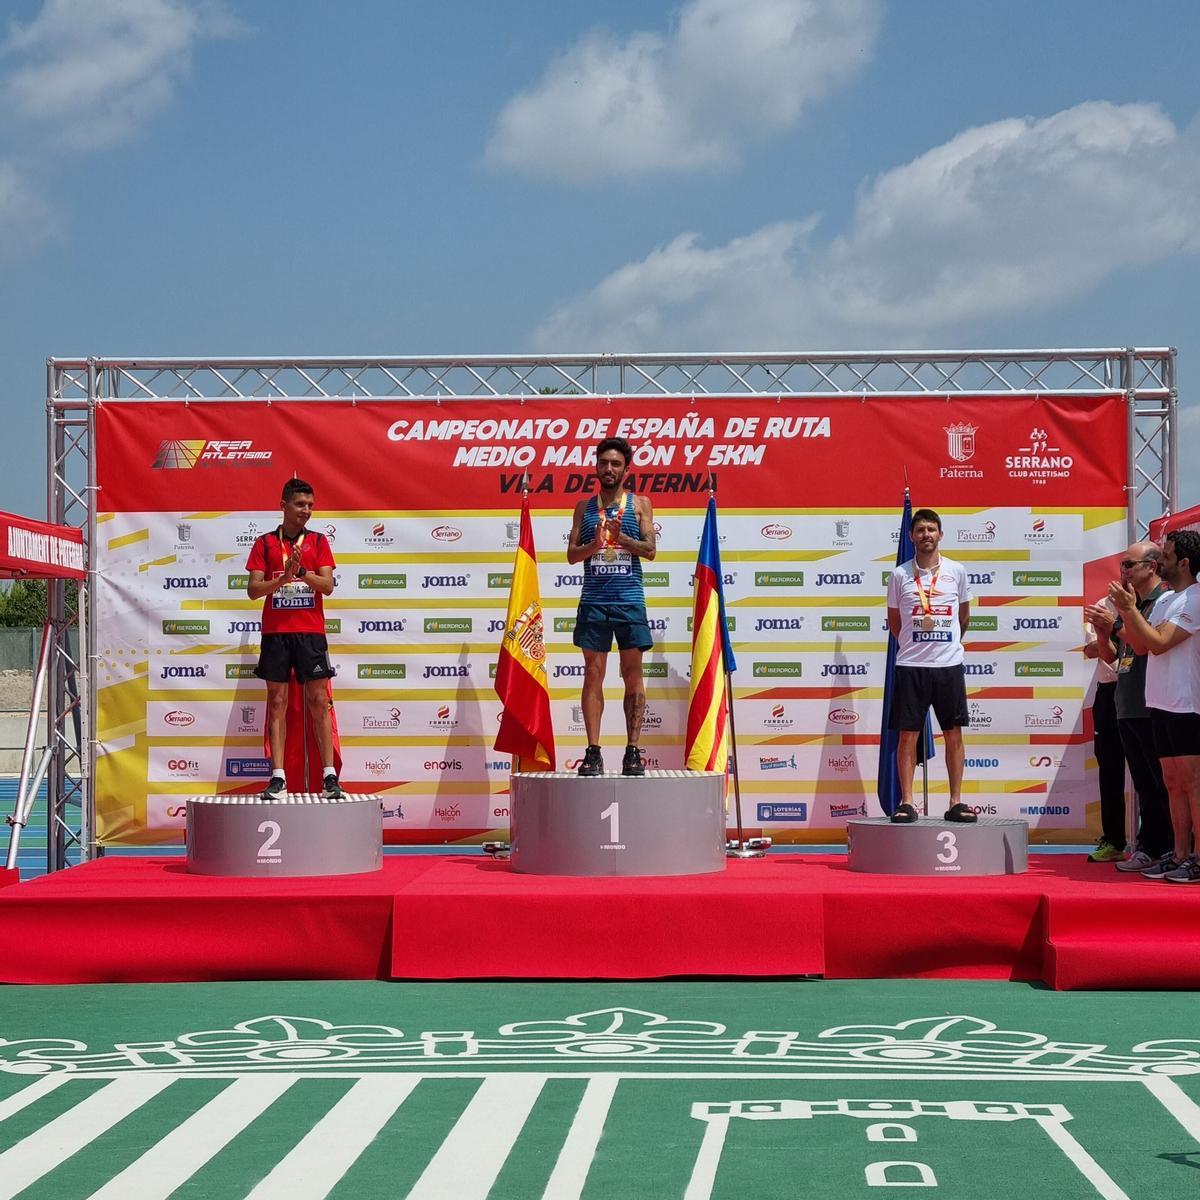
[1109,529,1200,883]
[1086,543,1170,871]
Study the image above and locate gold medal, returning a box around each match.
[922,614,935,631]
[603,547,617,562]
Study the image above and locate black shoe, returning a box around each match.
[577,745,604,777]
[323,773,346,799]
[890,803,919,824]
[944,803,978,823]
[622,745,646,777]
[261,776,286,801]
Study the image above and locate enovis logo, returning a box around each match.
[152,440,272,468]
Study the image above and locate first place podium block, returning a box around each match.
[510,770,727,877]
[186,793,383,878]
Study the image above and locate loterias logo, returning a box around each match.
[822,615,870,631]
[753,662,802,677]
[755,571,803,586]
[152,439,273,468]
[359,573,407,589]
[757,802,808,822]
[162,619,210,635]
[225,757,271,777]
[424,617,472,633]
[359,663,406,679]
[1013,570,1061,586]
[1016,661,1064,677]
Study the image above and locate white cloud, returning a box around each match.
[487,0,882,183]
[2,0,240,150]
[533,101,1200,350]
[0,161,57,258]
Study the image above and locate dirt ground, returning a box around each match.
[0,670,37,712]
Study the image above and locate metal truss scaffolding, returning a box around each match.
[43,348,1177,872]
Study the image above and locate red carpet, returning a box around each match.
[0,854,1196,989]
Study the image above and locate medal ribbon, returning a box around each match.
[276,527,306,574]
[913,561,940,619]
[602,493,627,556]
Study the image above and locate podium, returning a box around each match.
[847,817,1028,876]
[186,793,383,878]
[510,770,726,877]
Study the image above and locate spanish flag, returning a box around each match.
[686,496,737,771]
[494,495,556,772]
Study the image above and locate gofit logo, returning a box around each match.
[1013,617,1062,631]
[162,710,195,728]
[753,662,802,677]
[359,619,407,633]
[152,439,273,468]
[488,573,513,588]
[821,616,870,631]
[432,525,463,542]
[761,523,792,540]
[225,757,271,777]
[756,802,808,822]
[359,664,407,679]
[755,618,804,631]
[225,664,256,678]
[359,574,406,589]
[815,572,864,587]
[820,663,868,677]
[422,665,468,678]
[755,571,803,586]
[362,708,402,730]
[1013,570,1061,586]
[144,660,203,695]
[422,575,468,588]
[689,614,735,630]
[1015,661,1064,677]
[227,620,260,634]
[162,619,210,635]
[166,757,200,774]
[554,617,577,632]
[424,617,472,634]
[325,618,341,634]
[642,572,670,587]
[227,574,250,589]
[828,707,859,725]
[162,576,210,591]
[968,614,999,631]
[1025,704,1065,727]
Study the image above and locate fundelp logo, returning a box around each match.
[152,440,273,468]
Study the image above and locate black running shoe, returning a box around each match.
[323,773,346,799]
[577,745,604,777]
[621,745,646,776]
[261,776,286,801]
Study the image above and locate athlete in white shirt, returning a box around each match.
[1110,528,1200,883]
[886,508,974,824]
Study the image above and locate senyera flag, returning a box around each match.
[876,488,935,815]
[686,495,737,771]
[494,495,556,772]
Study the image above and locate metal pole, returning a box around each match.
[1124,348,1138,542]
[1166,348,1178,513]
[4,624,52,870]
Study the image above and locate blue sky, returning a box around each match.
[1,0,1197,517]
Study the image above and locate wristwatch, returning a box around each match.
[296,567,307,578]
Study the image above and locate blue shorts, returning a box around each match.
[572,602,654,653]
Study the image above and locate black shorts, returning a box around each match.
[255,633,335,684]
[1149,707,1200,758]
[888,664,969,731]
[572,602,654,652]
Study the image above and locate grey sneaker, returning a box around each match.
[1140,854,1181,879]
[1165,856,1200,884]
[260,776,286,801]
[322,773,346,799]
[1115,848,1157,872]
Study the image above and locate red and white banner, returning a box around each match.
[92,394,1128,846]
[0,511,85,579]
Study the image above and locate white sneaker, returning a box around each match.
[1115,848,1157,872]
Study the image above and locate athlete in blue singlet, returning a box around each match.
[567,437,658,776]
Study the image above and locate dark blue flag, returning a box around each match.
[877,489,935,815]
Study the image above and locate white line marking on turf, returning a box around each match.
[683,1115,729,1200]
[407,1074,546,1200]
[1037,1118,1129,1200]
[542,1075,619,1199]
[84,1075,298,1200]
[245,1075,421,1200]
[1143,1075,1200,1141]
[0,1075,68,1121]
[0,1076,175,1200]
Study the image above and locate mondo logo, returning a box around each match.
[964,757,1000,769]
[163,710,195,728]
[761,524,792,540]
[431,525,463,542]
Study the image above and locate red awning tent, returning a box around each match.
[1148,503,1200,544]
[0,510,85,580]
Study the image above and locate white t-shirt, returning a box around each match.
[1085,596,1118,686]
[887,556,972,667]
[1144,583,1200,714]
